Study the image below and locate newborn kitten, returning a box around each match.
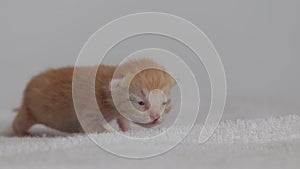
[12,58,175,136]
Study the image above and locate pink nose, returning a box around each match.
[150,113,160,120]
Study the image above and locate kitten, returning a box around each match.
[12,58,175,136]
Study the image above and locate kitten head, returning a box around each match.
[110,58,175,127]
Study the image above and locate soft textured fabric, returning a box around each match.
[1,112,300,169]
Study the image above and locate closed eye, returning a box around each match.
[129,96,145,106]
[162,99,171,105]
[138,101,145,105]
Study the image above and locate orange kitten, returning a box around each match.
[12,58,175,136]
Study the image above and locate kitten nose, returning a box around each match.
[150,112,160,120]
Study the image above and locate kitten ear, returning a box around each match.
[172,77,178,87]
[169,77,178,88]
[109,78,124,91]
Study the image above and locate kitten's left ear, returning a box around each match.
[162,78,177,92]
[109,78,124,91]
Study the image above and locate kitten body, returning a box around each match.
[12,59,174,136]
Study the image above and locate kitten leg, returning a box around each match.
[79,119,107,133]
[117,118,131,132]
[12,105,36,136]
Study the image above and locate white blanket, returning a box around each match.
[1,112,300,169]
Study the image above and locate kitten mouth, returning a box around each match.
[133,118,162,128]
[151,118,159,124]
